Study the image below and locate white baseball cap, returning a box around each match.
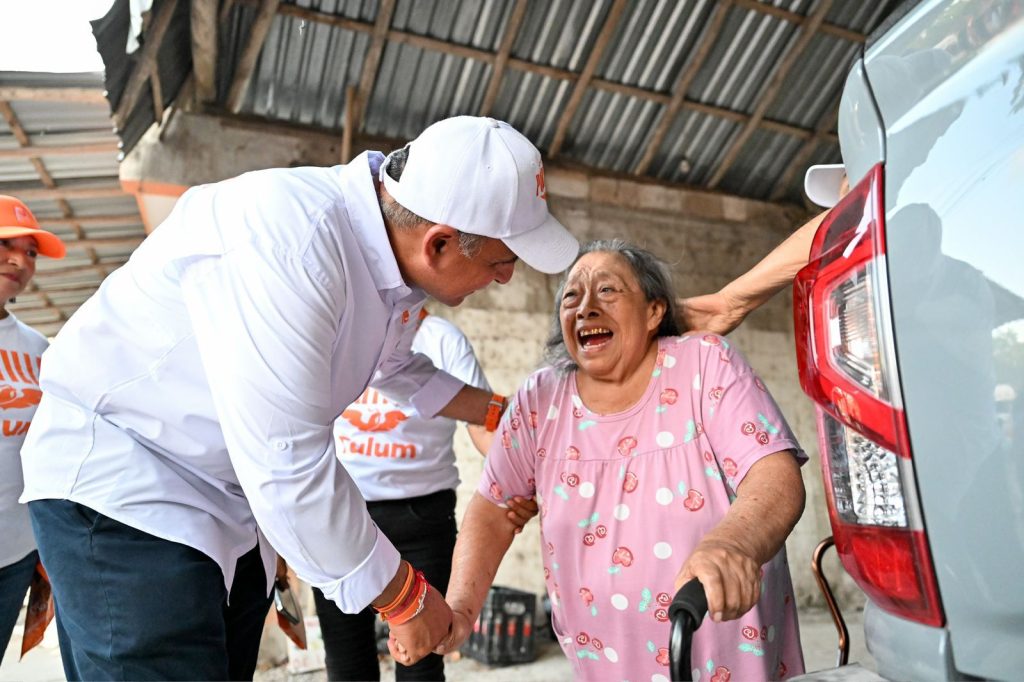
[804,163,847,208]
[380,116,579,274]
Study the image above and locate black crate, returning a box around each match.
[461,585,537,666]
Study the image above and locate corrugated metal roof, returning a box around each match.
[102,0,904,206]
[0,70,145,337]
[99,0,902,205]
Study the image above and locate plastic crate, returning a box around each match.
[461,585,537,666]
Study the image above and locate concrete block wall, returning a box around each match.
[439,169,864,611]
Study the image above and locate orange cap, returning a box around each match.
[0,195,66,259]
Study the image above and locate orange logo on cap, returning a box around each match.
[536,167,547,201]
[13,206,29,224]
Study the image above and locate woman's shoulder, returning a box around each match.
[659,333,753,374]
[511,364,573,402]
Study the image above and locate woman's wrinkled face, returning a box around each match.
[559,251,665,381]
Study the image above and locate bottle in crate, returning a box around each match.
[461,585,537,666]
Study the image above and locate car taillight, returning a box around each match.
[794,163,944,627]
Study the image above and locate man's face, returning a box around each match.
[425,235,518,306]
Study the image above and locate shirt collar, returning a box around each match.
[339,151,421,305]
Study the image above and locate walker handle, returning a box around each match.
[669,578,708,682]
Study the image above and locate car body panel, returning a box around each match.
[834,0,1024,679]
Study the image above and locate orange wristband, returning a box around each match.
[484,393,507,432]
[385,572,428,626]
[374,561,414,614]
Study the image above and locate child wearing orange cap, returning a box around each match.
[0,195,64,664]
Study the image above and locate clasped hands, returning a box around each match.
[390,495,538,665]
[386,584,453,665]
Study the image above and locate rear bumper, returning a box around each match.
[790,663,885,681]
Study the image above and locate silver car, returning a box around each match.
[792,0,1024,680]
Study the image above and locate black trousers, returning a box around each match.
[313,489,457,681]
[29,499,271,681]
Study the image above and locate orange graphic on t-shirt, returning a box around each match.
[0,385,41,409]
[340,408,407,432]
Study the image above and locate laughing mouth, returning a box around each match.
[578,327,613,349]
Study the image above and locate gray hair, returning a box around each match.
[544,239,680,370]
[380,145,485,259]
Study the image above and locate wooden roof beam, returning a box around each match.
[769,104,840,202]
[113,0,180,130]
[732,0,865,43]
[0,142,120,159]
[0,87,108,104]
[708,0,833,188]
[0,103,111,278]
[191,0,219,104]
[11,185,127,201]
[39,215,143,228]
[242,0,835,147]
[353,0,396,126]
[633,0,732,176]
[548,0,629,158]
[479,0,529,117]
[226,0,280,113]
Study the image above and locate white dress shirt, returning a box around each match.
[338,314,490,501]
[20,152,465,613]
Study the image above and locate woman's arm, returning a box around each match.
[679,210,827,335]
[675,451,805,622]
[433,492,519,655]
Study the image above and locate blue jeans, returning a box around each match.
[313,489,458,681]
[29,499,271,681]
[0,549,38,666]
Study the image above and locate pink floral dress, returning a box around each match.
[479,334,806,681]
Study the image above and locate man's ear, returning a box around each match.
[421,224,460,267]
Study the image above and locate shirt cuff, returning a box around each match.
[318,527,401,614]
[409,369,465,419]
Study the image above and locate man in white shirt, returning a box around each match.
[19,116,578,680]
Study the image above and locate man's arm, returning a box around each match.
[679,210,826,335]
[437,383,499,424]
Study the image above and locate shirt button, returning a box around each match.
[275,440,288,451]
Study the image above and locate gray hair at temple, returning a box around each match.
[544,239,681,370]
[379,145,485,259]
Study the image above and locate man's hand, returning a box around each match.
[678,290,747,336]
[674,538,761,623]
[387,585,452,665]
[505,496,538,534]
[433,607,474,656]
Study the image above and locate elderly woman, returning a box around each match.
[430,240,807,680]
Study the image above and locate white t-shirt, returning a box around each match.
[19,152,466,613]
[337,314,490,501]
[0,313,47,568]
